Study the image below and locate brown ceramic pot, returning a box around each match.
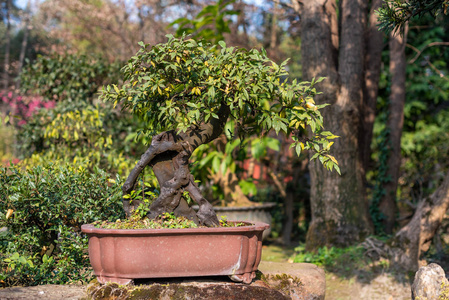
[81,221,269,285]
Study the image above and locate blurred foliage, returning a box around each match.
[16,53,147,176]
[399,13,449,205]
[0,121,16,164]
[0,164,123,286]
[291,244,367,270]
[20,54,122,103]
[369,110,391,235]
[170,0,239,45]
[369,13,449,230]
[190,119,279,202]
[17,100,145,176]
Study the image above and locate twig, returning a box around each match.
[407,42,449,64]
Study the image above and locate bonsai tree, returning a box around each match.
[102,35,339,227]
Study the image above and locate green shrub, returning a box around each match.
[16,100,147,176]
[0,164,124,286]
[20,54,122,103]
[291,244,367,272]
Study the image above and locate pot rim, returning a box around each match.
[192,202,277,212]
[81,220,269,235]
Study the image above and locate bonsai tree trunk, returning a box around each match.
[122,102,230,226]
[364,171,449,271]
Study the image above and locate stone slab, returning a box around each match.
[85,261,325,299]
[258,261,326,300]
[0,262,325,300]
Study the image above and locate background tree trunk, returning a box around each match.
[379,25,409,234]
[3,0,11,91]
[302,0,373,250]
[360,0,384,175]
[15,1,31,90]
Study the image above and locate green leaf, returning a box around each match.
[265,137,280,151]
[239,180,257,196]
[212,156,220,173]
[295,143,302,156]
[334,164,341,175]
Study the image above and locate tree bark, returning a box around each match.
[16,1,31,91]
[302,0,373,250]
[122,102,230,226]
[360,0,384,175]
[268,3,279,59]
[379,25,408,234]
[3,0,11,91]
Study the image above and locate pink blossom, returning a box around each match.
[0,92,55,125]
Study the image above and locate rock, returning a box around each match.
[0,262,326,300]
[87,280,290,300]
[258,261,326,300]
[412,263,449,300]
[85,262,325,300]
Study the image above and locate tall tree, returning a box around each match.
[2,0,11,90]
[298,0,389,249]
[379,26,409,234]
[15,0,31,90]
[361,0,384,175]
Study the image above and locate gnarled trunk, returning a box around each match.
[122,102,230,226]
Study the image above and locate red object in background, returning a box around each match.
[1,92,55,126]
[2,158,20,167]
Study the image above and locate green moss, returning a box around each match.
[93,213,248,230]
[261,273,302,296]
[439,281,449,300]
[87,281,291,300]
[129,285,165,299]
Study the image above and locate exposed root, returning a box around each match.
[361,236,416,271]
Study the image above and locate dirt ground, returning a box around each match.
[0,285,87,300]
[325,272,412,300]
[262,244,413,300]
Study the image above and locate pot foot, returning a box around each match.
[229,272,255,284]
[97,275,133,285]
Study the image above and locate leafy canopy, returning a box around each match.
[102,35,339,173]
